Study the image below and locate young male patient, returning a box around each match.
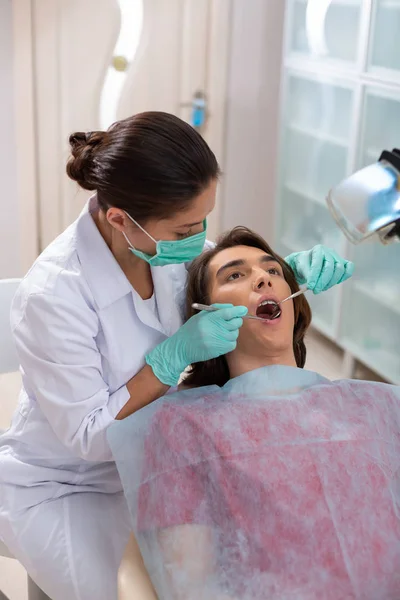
[109,227,400,600]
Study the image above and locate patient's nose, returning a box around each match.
[253,271,273,290]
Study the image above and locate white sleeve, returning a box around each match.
[12,292,130,462]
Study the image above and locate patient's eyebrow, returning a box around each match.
[216,254,275,277]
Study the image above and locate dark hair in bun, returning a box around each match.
[66,112,220,223]
[67,131,106,191]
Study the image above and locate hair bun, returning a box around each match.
[66,130,105,191]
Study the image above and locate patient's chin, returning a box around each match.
[238,325,292,355]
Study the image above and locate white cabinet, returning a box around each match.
[340,243,400,382]
[276,72,354,338]
[276,0,400,384]
[360,89,400,164]
[340,88,400,382]
[289,0,363,65]
[369,0,400,77]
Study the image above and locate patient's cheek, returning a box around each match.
[210,291,233,305]
[209,294,221,305]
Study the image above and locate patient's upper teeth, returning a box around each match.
[259,299,277,307]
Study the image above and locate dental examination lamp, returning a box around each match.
[327,148,400,245]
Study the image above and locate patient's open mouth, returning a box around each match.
[256,300,282,321]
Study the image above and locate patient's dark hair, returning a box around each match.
[184,227,312,388]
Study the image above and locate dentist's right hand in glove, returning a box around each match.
[145,304,248,386]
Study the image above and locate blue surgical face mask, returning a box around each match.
[123,212,207,266]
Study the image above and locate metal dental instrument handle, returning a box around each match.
[191,303,266,321]
[279,286,309,305]
[193,287,308,317]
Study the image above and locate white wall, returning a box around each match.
[0,0,20,278]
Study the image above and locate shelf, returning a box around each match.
[368,63,400,82]
[380,1,400,9]
[354,281,400,317]
[287,123,348,148]
[341,338,400,384]
[285,54,360,75]
[284,182,327,208]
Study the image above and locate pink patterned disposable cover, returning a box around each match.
[108,366,400,599]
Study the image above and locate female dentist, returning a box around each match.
[0,112,353,600]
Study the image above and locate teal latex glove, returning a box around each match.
[285,245,354,294]
[146,304,248,386]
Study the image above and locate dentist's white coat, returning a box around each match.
[0,198,191,600]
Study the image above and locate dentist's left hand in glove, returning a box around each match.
[285,245,354,295]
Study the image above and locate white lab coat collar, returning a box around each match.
[76,199,132,311]
[76,198,185,335]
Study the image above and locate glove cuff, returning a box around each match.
[145,344,182,387]
[284,252,307,285]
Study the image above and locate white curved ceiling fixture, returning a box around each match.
[99,0,144,130]
[305,0,333,57]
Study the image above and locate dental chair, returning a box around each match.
[0,278,51,600]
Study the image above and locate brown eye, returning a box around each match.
[227,272,242,281]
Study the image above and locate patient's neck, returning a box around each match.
[227,346,297,379]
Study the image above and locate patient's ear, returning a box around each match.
[178,368,197,391]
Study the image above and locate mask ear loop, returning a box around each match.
[123,211,158,249]
[122,230,137,251]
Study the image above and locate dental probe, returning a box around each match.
[279,286,309,305]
